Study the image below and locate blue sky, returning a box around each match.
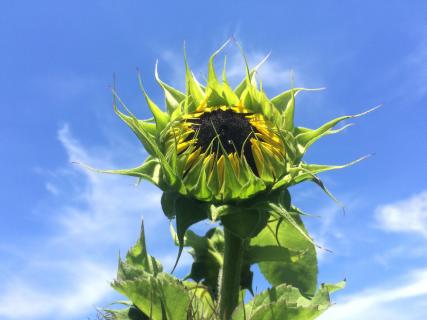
[1,1,427,319]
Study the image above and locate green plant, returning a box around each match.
[93,40,375,320]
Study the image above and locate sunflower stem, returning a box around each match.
[219,227,244,320]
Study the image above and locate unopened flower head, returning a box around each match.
[100,41,375,203]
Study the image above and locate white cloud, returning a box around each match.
[45,182,59,195]
[305,202,343,261]
[54,124,162,247]
[158,43,310,93]
[319,268,427,320]
[0,124,179,320]
[297,190,360,262]
[0,262,114,319]
[374,244,427,268]
[225,51,296,90]
[375,191,427,238]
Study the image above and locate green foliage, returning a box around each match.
[177,228,254,297]
[104,221,216,320]
[251,216,318,296]
[94,42,367,320]
[181,228,224,298]
[232,282,345,320]
[101,302,148,320]
[161,191,210,271]
[102,218,343,320]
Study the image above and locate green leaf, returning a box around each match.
[183,229,224,298]
[209,204,231,221]
[221,207,269,240]
[113,273,192,320]
[175,227,256,298]
[212,188,289,240]
[250,213,318,296]
[268,203,316,246]
[110,223,218,320]
[246,245,293,264]
[124,220,163,275]
[116,221,162,284]
[182,281,217,319]
[161,192,210,272]
[157,273,193,320]
[101,304,149,320]
[321,280,346,294]
[232,282,345,320]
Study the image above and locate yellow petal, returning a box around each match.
[184,147,202,170]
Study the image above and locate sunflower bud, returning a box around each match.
[101,41,375,204]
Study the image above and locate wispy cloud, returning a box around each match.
[295,188,360,262]
[158,44,312,94]
[320,268,427,320]
[310,202,345,261]
[373,244,427,268]
[223,50,296,89]
[54,124,162,247]
[0,261,114,319]
[375,190,427,238]
[0,124,186,320]
[320,190,427,319]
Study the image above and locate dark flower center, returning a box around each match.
[186,109,258,173]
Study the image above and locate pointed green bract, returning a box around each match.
[138,73,170,132]
[155,61,186,112]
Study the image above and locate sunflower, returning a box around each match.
[98,41,375,203]
[169,102,286,188]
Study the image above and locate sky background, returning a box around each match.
[1,1,427,319]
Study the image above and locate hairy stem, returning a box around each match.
[219,227,244,320]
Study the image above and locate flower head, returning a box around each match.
[101,41,375,203]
